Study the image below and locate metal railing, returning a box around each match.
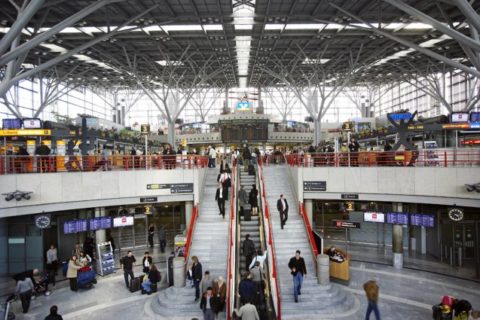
[184,205,199,263]
[299,202,320,271]
[258,158,282,319]
[283,149,480,167]
[0,154,209,174]
[227,164,238,320]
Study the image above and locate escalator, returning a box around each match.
[233,164,277,319]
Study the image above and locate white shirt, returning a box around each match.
[249,250,268,270]
[219,187,224,199]
[281,199,286,211]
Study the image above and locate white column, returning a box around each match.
[421,226,427,255]
[185,201,193,233]
[95,207,106,244]
[304,199,313,227]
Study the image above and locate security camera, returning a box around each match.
[5,194,14,201]
[22,193,31,200]
[15,194,22,201]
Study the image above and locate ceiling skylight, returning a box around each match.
[265,24,285,30]
[233,0,255,86]
[161,25,203,32]
[156,60,184,66]
[284,24,325,30]
[303,58,330,64]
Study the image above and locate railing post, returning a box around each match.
[444,151,448,167]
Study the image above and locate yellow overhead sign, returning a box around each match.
[0,129,52,136]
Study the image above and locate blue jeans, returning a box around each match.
[142,279,152,293]
[293,272,303,301]
[365,300,380,320]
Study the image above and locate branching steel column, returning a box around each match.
[452,0,480,34]
[0,0,45,56]
[329,2,480,79]
[0,0,126,66]
[383,0,480,53]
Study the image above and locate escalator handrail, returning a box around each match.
[227,164,238,320]
[258,160,282,319]
[184,204,199,262]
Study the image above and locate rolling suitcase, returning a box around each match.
[130,276,142,293]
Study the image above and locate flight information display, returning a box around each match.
[2,119,22,129]
[63,220,88,234]
[386,212,409,225]
[410,214,435,228]
[89,217,112,231]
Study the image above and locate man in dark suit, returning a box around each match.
[277,194,289,229]
[215,182,228,219]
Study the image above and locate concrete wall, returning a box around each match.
[0,168,202,217]
[292,167,480,207]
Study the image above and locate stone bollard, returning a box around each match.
[317,254,330,285]
[173,257,186,288]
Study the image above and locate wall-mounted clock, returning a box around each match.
[448,208,464,222]
[35,214,51,229]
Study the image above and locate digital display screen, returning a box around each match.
[364,212,385,223]
[386,212,409,225]
[2,119,22,129]
[236,101,250,110]
[287,121,297,128]
[22,118,42,129]
[451,112,469,123]
[470,112,480,123]
[63,220,88,234]
[113,216,134,227]
[410,214,435,228]
[89,217,112,231]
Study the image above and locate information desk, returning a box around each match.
[324,247,350,282]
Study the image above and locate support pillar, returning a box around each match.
[392,203,403,269]
[185,201,193,233]
[304,199,313,227]
[421,226,427,255]
[95,207,106,244]
[168,121,175,149]
[317,254,330,285]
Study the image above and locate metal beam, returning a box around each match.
[0,5,158,98]
[383,0,480,53]
[0,0,126,66]
[0,0,45,56]
[328,3,480,79]
[452,0,480,34]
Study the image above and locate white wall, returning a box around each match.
[0,169,202,217]
[292,167,480,207]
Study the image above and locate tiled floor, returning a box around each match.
[2,245,479,320]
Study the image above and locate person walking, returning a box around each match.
[46,244,58,286]
[208,146,217,168]
[142,251,152,274]
[238,272,256,305]
[120,251,136,289]
[44,305,63,320]
[66,255,82,292]
[277,194,289,229]
[148,224,155,248]
[233,299,260,320]
[249,185,258,216]
[364,279,381,320]
[158,225,167,253]
[213,276,227,316]
[200,287,216,320]
[200,270,214,296]
[238,185,248,216]
[191,256,203,301]
[215,182,228,219]
[243,234,256,271]
[288,250,307,303]
[15,274,34,313]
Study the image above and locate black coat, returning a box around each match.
[215,187,229,201]
[288,257,307,276]
[192,262,202,281]
[277,198,289,213]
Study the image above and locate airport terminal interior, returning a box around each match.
[1,0,480,319]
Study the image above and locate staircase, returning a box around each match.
[263,165,355,319]
[238,169,260,275]
[151,168,229,319]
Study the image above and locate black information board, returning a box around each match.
[341,193,359,199]
[171,183,194,193]
[140,197,158,203]
[303,181,327,192]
